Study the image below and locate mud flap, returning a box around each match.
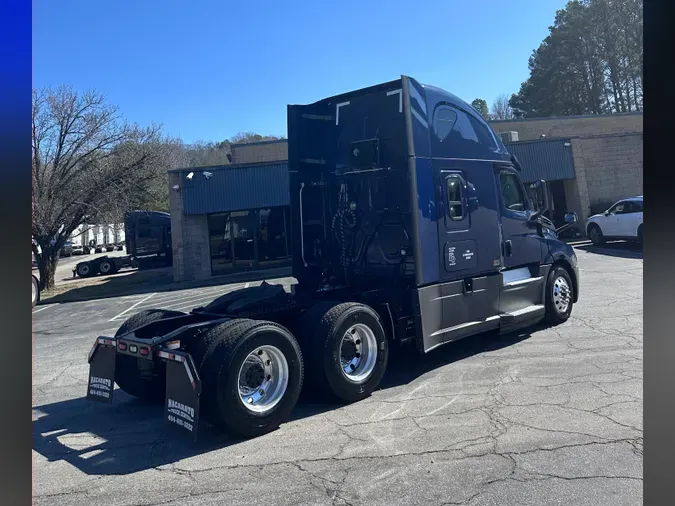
[158,348,201,441]
[86,337,117,404]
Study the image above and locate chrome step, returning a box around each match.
[499,304,545,322]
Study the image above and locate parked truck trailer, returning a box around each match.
[86,76,580,439]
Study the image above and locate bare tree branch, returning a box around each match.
[490,93,515,120]
[31,87,174,289]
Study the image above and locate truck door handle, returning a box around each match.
[504,240,513,257]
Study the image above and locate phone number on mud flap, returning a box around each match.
[89,389,110,399]
[168,414,193,432]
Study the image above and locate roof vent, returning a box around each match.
[499,131,519,143]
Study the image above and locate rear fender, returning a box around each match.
[126,314,213,341]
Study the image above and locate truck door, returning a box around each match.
[495,166,543,268]
[494,165,547,320]
[415,160,502,353]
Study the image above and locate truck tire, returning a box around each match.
[99,259,116,275]
[114,309,186,402]
[199,319,303,438]
[188,318,252,425]
[544,266,574,325]
[300,302,389,404]
[76,262,93,278]
[32,275,39,308]
[587,224,604,246]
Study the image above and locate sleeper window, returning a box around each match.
[433,107,458,142]
[446,175,464,220]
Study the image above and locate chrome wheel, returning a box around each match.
[552,276,571,314]
[32,279,37,306]
[78,264,90,276]
[339,323,378,384]
[100,262,112,274]
[237,345,289,414]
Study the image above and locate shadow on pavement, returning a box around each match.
[41,266,293,305]
[32,327,532,476]
[575,240,642,259]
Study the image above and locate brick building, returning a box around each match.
[169,113,642,282]
[169,140,290,282]
[490,112,643,224]
[230,139,288,165]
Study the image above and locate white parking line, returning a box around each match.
[32,304,56,314]
[169,297,229,313]
[148,286,231,305]
[153,292,225,311]
[107,284,248,321]
[105,281,264,323]
[108,293,156,322]
[152,285,245,312]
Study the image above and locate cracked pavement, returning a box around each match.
[32,243,643,505]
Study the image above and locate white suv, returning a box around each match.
[586,196,643,246]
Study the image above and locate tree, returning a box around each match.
[32,86,172,290]
[491,93,515,120]
[470,98,490,120]
[509,0,642,118]
[184,140,230,167]
[228,131,284,145]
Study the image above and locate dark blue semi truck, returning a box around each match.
[86,76,580,439]
[74,210,172,277]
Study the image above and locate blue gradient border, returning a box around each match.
[0,1,32,504]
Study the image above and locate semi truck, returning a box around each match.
[74,210,172,277]
[86,76,580,439]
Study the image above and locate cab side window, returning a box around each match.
[619,201,642,214]
[619,202,634,214]
[499,171,527,212]
[608,202,626,215]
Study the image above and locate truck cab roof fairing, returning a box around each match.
[405,76,511,162]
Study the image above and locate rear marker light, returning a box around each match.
[139,347,150,356]
[118,342,127,351]
[129,345,138,353]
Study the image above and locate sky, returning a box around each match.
[33,0,567,145]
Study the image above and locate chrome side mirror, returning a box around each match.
[564,212,578,224]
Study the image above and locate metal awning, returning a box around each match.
[506,139,576,183]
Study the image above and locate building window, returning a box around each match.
[258,207,291,267]
[208,212,233,275]
[207,207,292,276]
[230,210,256,271]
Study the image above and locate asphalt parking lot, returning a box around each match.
[32,242,643,506]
